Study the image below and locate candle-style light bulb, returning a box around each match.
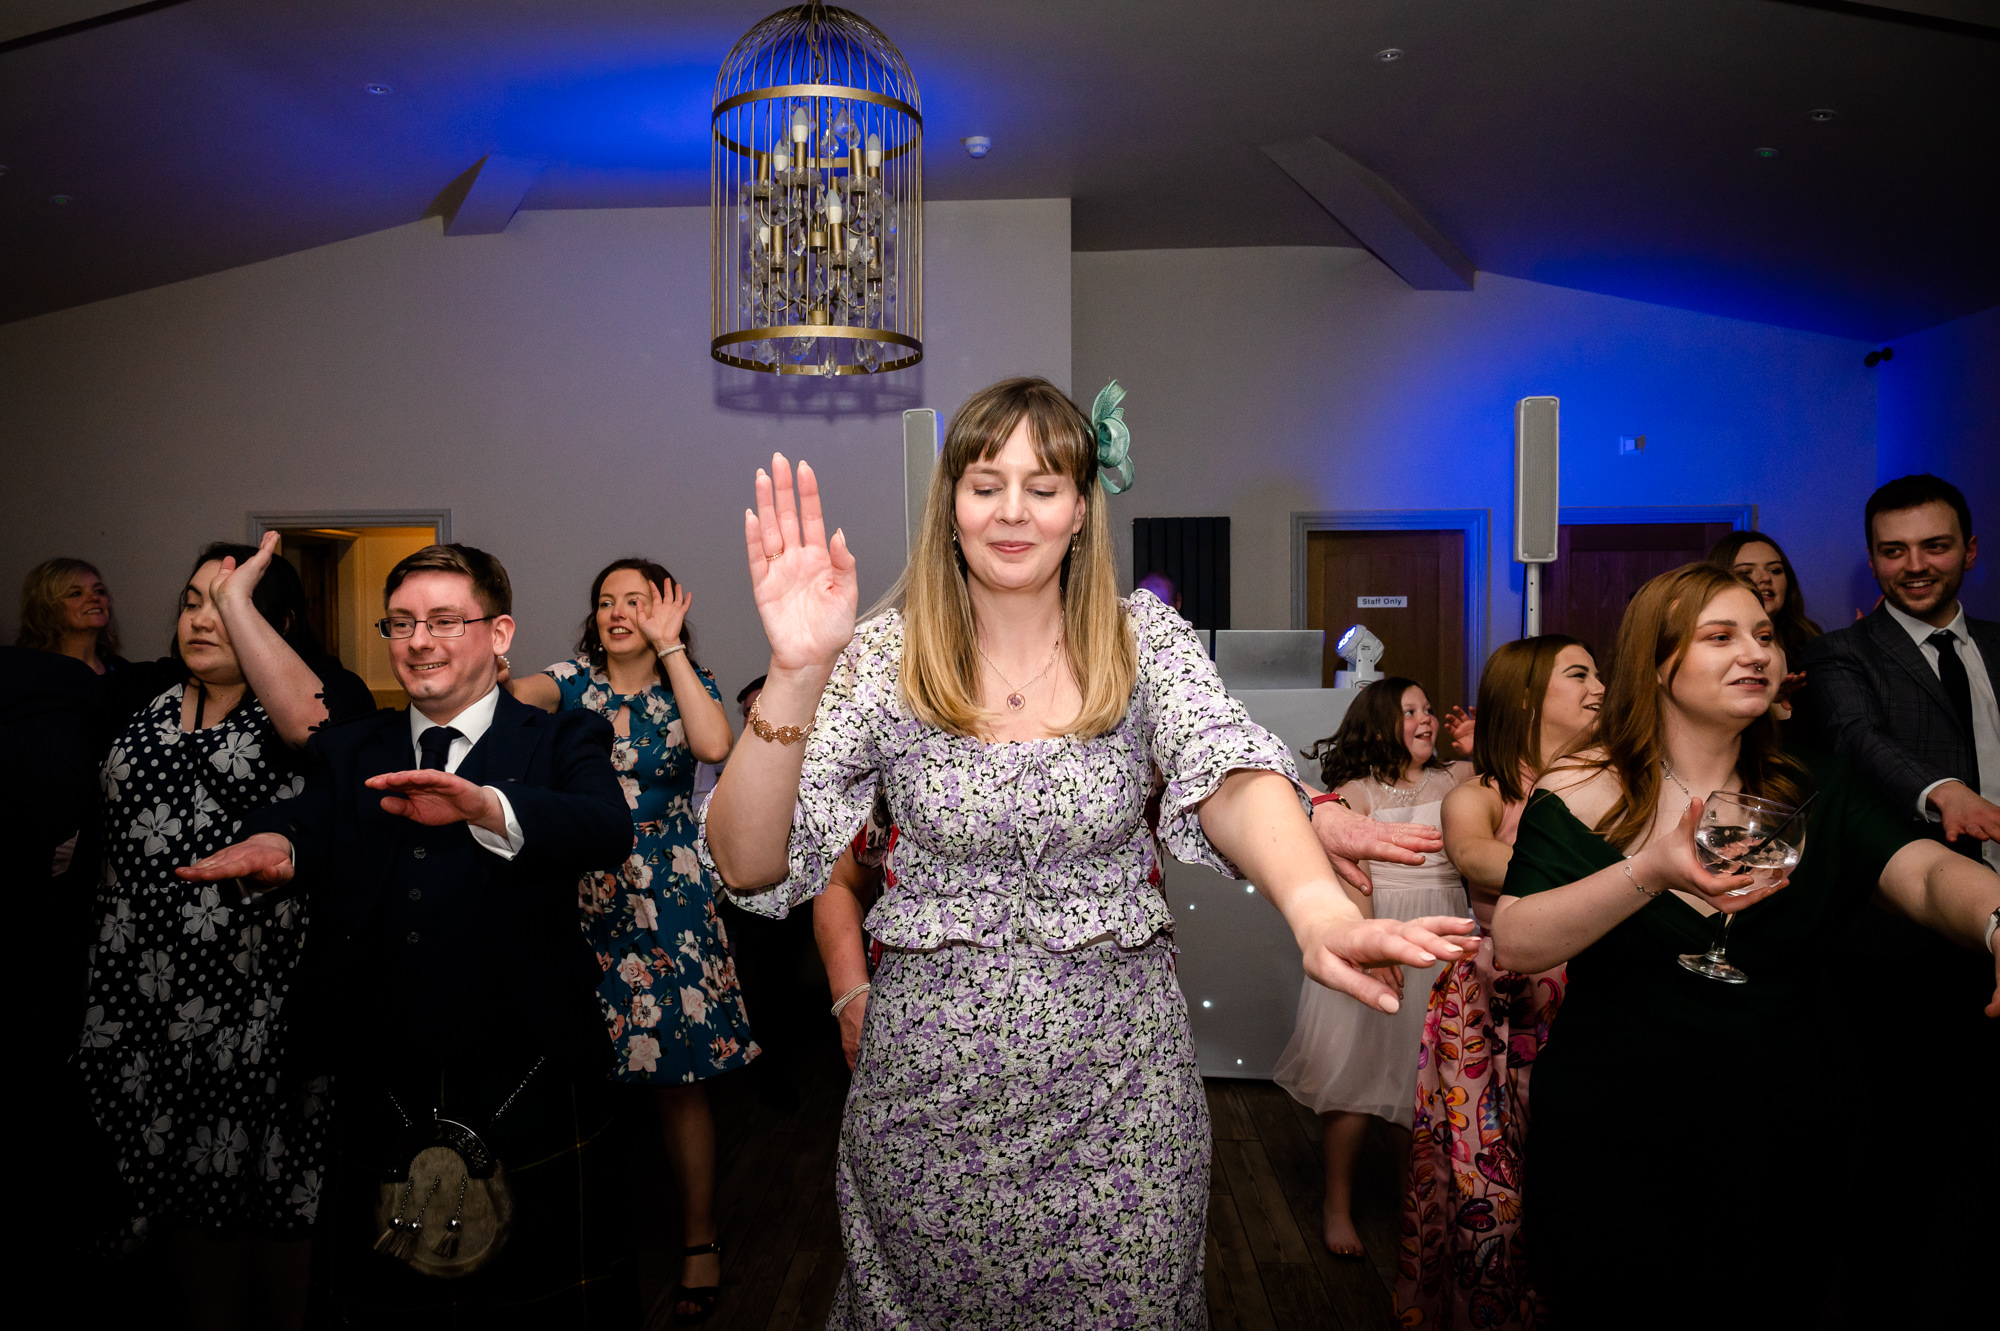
[826,195,845,225]
[864,132,882,169]
[791,106,811,145]
[771,147,789,173]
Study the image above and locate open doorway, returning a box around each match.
[251,511,449,710]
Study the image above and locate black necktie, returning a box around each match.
[1927,630,1977,767]
[419,726,462,772]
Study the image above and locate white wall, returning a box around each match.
[1073,248,1881,658]
[0,199,1073,701]
[1876,303,1999,619]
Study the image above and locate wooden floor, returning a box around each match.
[635,1033,1407,1331]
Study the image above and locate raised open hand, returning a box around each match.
[636,576,694,657]
[1442,705,1477,758]
[209,529,279,615]
[365,769,503,829]
[745,453,858,674]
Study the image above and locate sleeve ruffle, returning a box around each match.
[1128,593,1312,877]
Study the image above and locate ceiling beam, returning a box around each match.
[0,0,193,52]
[431,154,544,237]
[1261,137,1475,292]
[1758,1,2000,41]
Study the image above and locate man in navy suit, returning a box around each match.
[184,544,633,1324]
[1795,475,1998,1328]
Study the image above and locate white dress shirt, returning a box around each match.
[409,686,526,860]
[1883,599,2000,872]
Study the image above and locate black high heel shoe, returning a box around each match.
[672,1238,723,1325]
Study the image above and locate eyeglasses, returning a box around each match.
[376,615,495,640]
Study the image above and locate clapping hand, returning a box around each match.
[366,770,505,832]
[746,454,857,675]
[208,529,279,616]
[636,577,694,659]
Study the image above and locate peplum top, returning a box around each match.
[697,591,1308,952]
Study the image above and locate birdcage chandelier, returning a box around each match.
[711,3,922,376]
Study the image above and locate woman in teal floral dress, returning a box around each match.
[508,557,753,1323]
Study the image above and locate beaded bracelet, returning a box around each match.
[747,695,813,745]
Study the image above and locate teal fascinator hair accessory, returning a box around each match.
[1089,380,1135,494]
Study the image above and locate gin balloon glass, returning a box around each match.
[1676,791,1803,985]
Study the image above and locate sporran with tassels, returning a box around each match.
[370,1057,542,1278]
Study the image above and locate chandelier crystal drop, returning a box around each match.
[711,3,922,375]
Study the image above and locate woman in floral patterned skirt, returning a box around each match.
[1394,635,1600,1329]
[509,557,751,1323]
[74,533,371,1330]
[703,378,1476,1329]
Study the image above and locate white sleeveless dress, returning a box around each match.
[1272,769,1470,1128]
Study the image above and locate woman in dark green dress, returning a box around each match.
[1491,564,1999,1329]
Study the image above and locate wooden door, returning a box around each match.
[1542,522,1737,659]
[1306,529,1466,716]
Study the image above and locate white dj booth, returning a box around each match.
[1167,683,1368,1079]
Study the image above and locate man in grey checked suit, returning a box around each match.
[1801,473,2000,870]
[1796,472,1997,1328]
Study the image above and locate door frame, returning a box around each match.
[248,509,452,542]
[1290,509,1489,706]
[1556,504,1755,531]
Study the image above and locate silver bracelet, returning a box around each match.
[830,982,871,1018]
[1622,860,1664,899]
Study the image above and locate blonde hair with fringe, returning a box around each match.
[874,377,1136,739]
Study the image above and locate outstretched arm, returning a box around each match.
[1200,769,1473,1013]
[1803,640,1952,815]
[705,455,858,889]
[1874,839,2000,1017]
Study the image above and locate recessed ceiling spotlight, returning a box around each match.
[1374,47,1404,63]
[1808,108,1836,122]
[365,83,393,96]
[961,135,991,158]
[1754,147,1779,158]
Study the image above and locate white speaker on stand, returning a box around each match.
[1514,396,1559,637]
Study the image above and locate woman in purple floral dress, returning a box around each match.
[703,378,1476,1328]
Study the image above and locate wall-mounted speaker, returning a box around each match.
[902,408,938,560]
[1514,396,1560,564]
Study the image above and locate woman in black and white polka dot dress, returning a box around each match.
[74,534,371,1321]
